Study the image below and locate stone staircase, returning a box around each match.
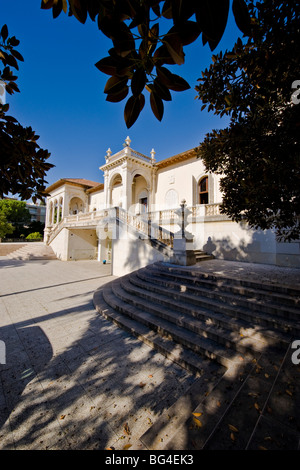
[194,249,214,262]
[5,242,57,261]
[93,261,300,450]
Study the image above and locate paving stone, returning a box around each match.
[1,255,299,450]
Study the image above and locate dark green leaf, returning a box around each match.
[153,78,172,101]
[131,68,147,96]
[4,54,19,70]
[40,0,55,9]
[104,76,128,95]
[69,0,87,24]
[232,0,251,36]
[163,32,185,65]
[1,25,9,41]
[150,91,164,121]
[95,56,119,76]
[196,0,229,50]
[156,67,190,92]
[52,1,63,19]
[162,0,172,19]
[124,94,144,128]
[8,36,20,47]
[11,50,24,62]
[106,86,129,102]
[154,45,176,65]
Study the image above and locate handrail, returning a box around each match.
[46,203,224,246]
[116,207,174,250]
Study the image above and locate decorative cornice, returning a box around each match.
[155,148,197,169]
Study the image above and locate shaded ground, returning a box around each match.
[0,256,299,451]
[0,258,197,450]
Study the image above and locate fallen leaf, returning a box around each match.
[285,389,293,397]
[148,375,153,378]
[193,416,203,428]
[230,432,235,441]
[217,401,221,407]
[123,444,132,450]
[254,403,261,412]
[228,424,239,433]
[192,412,202,417]
[124,423,131,435]
[139,382,146,388]
[265,373,270,378]
[105,447,115,450]
[60,415,66,420]
[259,446,267,450]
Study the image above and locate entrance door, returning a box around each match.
[139,197,148,213]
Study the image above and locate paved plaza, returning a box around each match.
[0,256,196,450]
[0,254,299,450]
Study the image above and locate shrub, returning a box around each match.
[26,232,42,240]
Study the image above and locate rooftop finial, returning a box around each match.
[124,136,131,147]
[105,147,112,162]
[150,148,156,162]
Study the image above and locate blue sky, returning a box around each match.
[1,0,243,189]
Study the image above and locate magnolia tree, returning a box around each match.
[0,24,54,203]
[196,0,300,241]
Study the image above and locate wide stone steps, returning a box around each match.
[139,344,295,450]
[119,275,280,355]
[141,265,300,334]
[194,249,214,262]
[93,261,300,450]
[147,263,300,306]
[6,242,57,260]
[94,284,226,375]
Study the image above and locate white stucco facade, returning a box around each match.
[44,137,300,274]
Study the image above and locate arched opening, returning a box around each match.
[110,173,122,207]
[165,189,179,209]
[199,176,209,204]
[53,199,58,224]
[48,201,54,226]
[69,197,84,215]
[58,197,63,222]
[132,174,149,214]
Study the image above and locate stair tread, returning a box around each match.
[145,263,300,307]
[130,271,297,337]
[140,268,300,318]
[92,262,299,450]
[121,275,286,352]
[108,279,253,368]
[150,262,300,297]
[94,285,226,374]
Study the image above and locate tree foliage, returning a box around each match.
[40,0,252,128]
[0,212,14,239]
[0,25,54,202]
[196,0,300,241]
[0,199,31,228]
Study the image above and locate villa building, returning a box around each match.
[44,137,299,275]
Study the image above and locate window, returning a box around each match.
[165,189,179,208]
[199,176,208,204]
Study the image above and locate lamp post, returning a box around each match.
[180,199,186,238]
